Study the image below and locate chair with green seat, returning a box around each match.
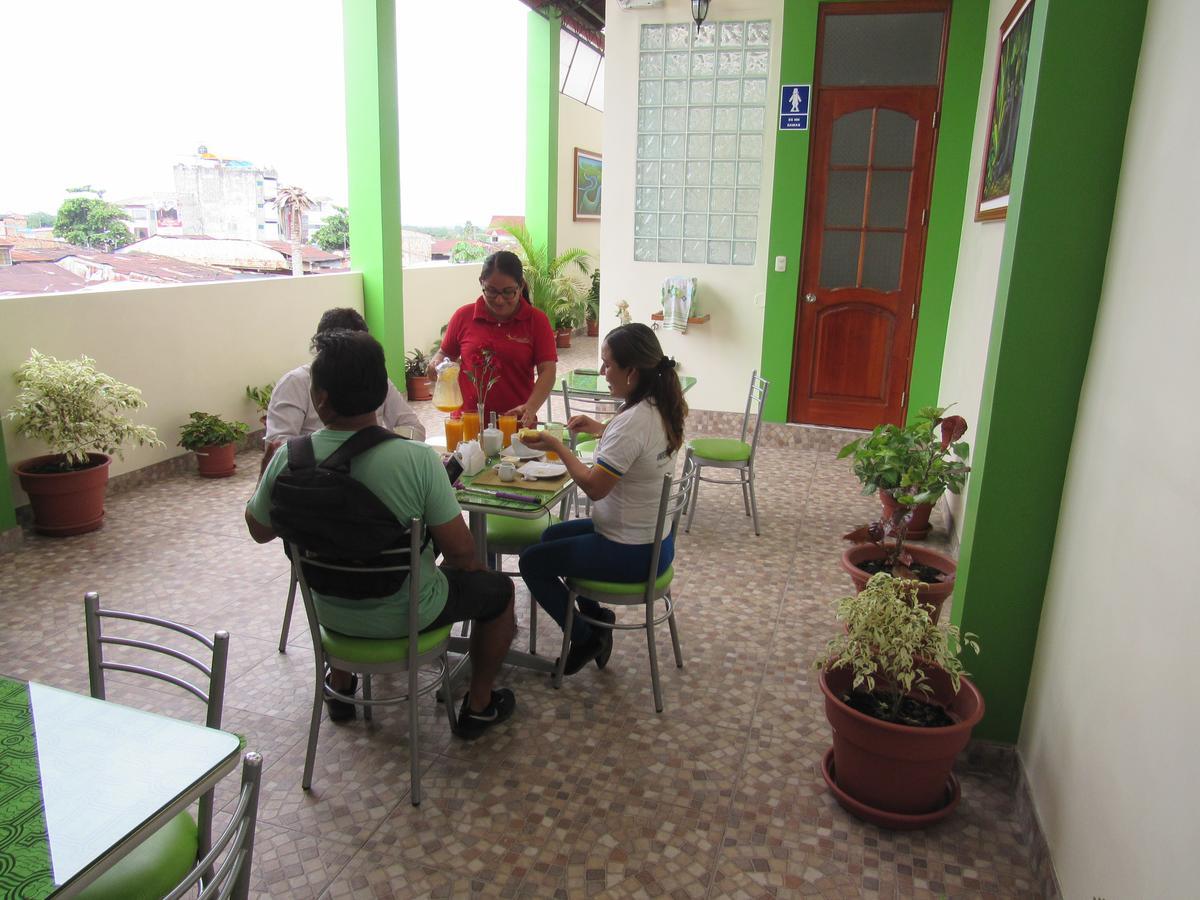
[553,456,698,712]
[487,509,557,654]
[289,517,456,806]
[685,370,769,536]
[82,591,233,898]
[560,377,617,519]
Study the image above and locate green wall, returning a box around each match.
[525,10,560,256]
[761,0,987,423]
[343,0,406,384]
[952,0,1148,741]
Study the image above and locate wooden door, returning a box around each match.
[789,3,948,429]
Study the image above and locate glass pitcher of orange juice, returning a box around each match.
[432,359,463,412]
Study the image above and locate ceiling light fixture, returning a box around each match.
[691,0,710,33]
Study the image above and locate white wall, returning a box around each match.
[1018,1,1200,896]
[1,274,360,503]
[401,261,487,357]
[558,94,603,263]
[936,0,1012,537]
[603,0,782,413]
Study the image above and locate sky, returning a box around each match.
[0,0,528,226]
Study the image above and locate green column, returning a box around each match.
[0,432,16,534]
[525,9,560,256]
[760,0,986,423]
[343,0,405,384]
[952,0,1148,741]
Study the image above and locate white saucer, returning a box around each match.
[518,461,567,479]
[503,443,546,460]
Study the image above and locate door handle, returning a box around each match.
[804,293,817,304]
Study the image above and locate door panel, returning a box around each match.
[790,86,937,428]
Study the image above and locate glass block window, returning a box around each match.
[635,20,771,266]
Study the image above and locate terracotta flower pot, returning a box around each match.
[405,374,432,402]
[15,453,112,536]
[880,490,934,540]
[819,664,984,828]
[194,443,237,478]
[840,543,956,623]
[556,328,573,349]
[586,319,599,337]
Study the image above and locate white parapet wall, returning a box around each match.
[0,273,362,505]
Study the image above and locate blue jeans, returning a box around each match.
[518,518,674,643]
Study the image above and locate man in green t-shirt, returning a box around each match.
[246,329,516,740]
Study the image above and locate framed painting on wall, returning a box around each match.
[573,148,602,221]
[976,0,1035,221]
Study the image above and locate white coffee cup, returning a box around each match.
[498,462,516,482]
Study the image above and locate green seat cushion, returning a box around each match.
[689,437,751,462]
[487,513,558,549]
[320,624,453,663]
[569,565,674,596]
[574,438,599,459]
[79,810,198,900]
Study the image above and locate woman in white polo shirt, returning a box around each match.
[518,323,688,675]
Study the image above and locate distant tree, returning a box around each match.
[274,185,314,277]
[463,220,478,240]
[451,241,489,263]
[26,212,55,228]
[313,205,349,253]
[52,198,134,250]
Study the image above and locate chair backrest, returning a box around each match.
[740,370,771,454]
[84,592,229,730]
[165,751,262,900]
[560,378,621,449]
[289,517,423,660]
[643,455,700,587]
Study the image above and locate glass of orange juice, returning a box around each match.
[461,410,481,442]
[445,415,463,452]
[544,423,565,462]
[498,414,518,449]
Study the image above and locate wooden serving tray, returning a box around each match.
[469,466,572,493]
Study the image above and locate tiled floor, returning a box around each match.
[0,337,1042,898]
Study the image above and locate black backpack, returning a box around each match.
[269,426,424,599]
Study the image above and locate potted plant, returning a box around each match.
[404,348,433,401]
[585,268,601,337]
[552,301,584,349]
[506,222,592,336]
[837,406,970,539]
[814,572,983,829]
[245,383,273,426]
[6,350,162,535]
[178,411,248,478]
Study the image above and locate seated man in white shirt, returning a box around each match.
[262,308,425,473]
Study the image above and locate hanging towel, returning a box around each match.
[661,276,697,333]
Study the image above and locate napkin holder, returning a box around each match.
[455,440,486,477]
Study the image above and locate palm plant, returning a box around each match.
[275,185,314,277]
[505,223,592,327]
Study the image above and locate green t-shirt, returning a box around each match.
[247,429,461,638]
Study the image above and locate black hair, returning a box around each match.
[311,307,368,352]
[309,329,387,417]
[480,250,530,302]
[605,323,688,455]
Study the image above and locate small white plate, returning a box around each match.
[518,461,567,479]
[504,443,546,460]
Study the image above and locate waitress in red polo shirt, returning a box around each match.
[429,250,558,428]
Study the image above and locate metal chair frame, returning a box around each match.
[685,370,770,536]
[84,591,229,871]
[559,377,619,520]
[290,518,456,805]
[554,456,698,712]
[165,751,262,900]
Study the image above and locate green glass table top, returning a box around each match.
[0,676,240,897]
[565,368,696,396]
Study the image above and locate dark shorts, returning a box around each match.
[427,567,513,629]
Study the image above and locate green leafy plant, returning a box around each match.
[585,268,601,323]
[312,205,349,253]
[814,573,980,725]
[6,350,162,470]
[505,222,592,323]
[837,406,970,506]
[52,197,135,250]
[177,412,248,451]
[552,293,589,331]
[244,383,274,417]
[405,347,431,379]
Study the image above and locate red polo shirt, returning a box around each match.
[441,296,557,419]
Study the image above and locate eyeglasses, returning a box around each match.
[481,284,520,301]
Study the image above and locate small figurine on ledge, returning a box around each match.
[615,299,632,326]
